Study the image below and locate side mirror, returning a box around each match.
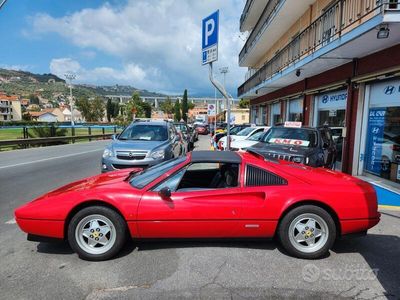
[112,134,119,140]
[158,187,171,199]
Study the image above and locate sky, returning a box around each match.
[0,0,247,97]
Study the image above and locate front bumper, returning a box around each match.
[101,156,164,172]
[16,217,64,239]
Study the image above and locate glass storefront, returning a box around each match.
[271,102,281,125]
[364,79,400,185]
[287,98,303,122]
[314,89,348,170]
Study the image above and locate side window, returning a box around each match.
[320,129,331,146]
[168,125,175,140]
[153,168,186,192]
[175,162,239,192]
[245,165,287,187]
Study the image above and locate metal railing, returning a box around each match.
[238,0,396,97]
[0,125,120,151]
[239,0,282,63]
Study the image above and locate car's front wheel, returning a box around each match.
[278,205,336,259]
[68,206,127,261]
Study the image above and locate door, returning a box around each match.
[137,162,243,238]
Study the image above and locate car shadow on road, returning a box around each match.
[332,234,400,299]
[134,238,277,252]
[37,241,74,255]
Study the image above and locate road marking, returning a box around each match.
[379,205,400,211]
[0,149,103,170]
[5,218,16,224]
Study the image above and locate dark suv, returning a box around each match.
[249,126,337,168]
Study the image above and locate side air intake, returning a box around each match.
[246,165,287,186]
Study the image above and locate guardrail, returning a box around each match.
[0,125,121,151]
[0,133,114,148]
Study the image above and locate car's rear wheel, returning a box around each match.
[68,206,127,261]
[278,205,336,259]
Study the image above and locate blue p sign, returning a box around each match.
[202,10,219,65]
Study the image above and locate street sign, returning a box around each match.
[202,10,219,65]
[207,104,216,116]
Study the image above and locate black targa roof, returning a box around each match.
[191,151,242,164]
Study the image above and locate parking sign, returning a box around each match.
[202,10,219,65]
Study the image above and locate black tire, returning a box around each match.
[68,206,127,261]
[277,205,336,259]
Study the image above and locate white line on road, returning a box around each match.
[5,218,16,224]
[0,149,103,170]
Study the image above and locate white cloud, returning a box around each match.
[49,57,163,89]
[31,0,246,95]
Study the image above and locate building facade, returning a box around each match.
[0,93,22,121]
[238,0,400,192]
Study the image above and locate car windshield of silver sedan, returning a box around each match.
[261,128,318,148]
[130,156,186,189]
[236,127,254,136]
[119,125,168,141]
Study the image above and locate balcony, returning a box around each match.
[238,0,400,98]
[240,0,267,32]
[239,0,315,67]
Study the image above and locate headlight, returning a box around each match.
[151,149,165,160]
[102,148,113,158]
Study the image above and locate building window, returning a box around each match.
[315,90,347,127]
[271,102,281,125]
[288,98,303,122]
[364,79,400,185]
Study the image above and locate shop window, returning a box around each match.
[288,99,303,122]
[364,107,400,183]
[318,109,346,127]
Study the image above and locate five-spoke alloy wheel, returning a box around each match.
[278,205,336,259]
[68,206,127,261]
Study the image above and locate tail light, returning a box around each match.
[392,144,400,152]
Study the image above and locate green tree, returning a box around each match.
[125,92,152,119]
[174,101,181,121]
[239,98,250,108]
[75,96,105,122]
[160,97,174,117]
[188,102,195,110]
[29,94,40,105]
[141,101,152,118]
[181,89,188,122]
[106,98,113,122]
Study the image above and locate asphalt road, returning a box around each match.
[0,136,399,300]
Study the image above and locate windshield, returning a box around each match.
[236,127,255,136]
[130,156,186,189]
[231,126,245,135]
[119,124,168,141]
[247,131,264,141]
[174,124,188,133]
[260,127,318,148]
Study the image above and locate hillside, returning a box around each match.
[0,68,166,100]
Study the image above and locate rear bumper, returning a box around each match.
[340,214,380,235]
[16,217,64,239]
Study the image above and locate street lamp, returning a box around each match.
[64,73,76,126]
[0,0,8,11]
[219,66,230,150]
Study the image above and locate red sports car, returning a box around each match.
[15,150,380,261]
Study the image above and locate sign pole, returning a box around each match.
[208,62,231,150]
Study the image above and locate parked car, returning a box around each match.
[194,124,209,135]
[218,126,268,150]
[101,120,183,172]
[174,122,194,151]
[249,125,337,168]
[230,128,270,151]
[211,124,252,148]
[15,150,379,261]
[187,124,198,142]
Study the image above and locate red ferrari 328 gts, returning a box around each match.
[15,150,380,261]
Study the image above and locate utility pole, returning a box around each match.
[64,73,76,126]
[0,0,8,11]
[219,66,230,149]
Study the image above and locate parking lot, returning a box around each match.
[0,135,399,299]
